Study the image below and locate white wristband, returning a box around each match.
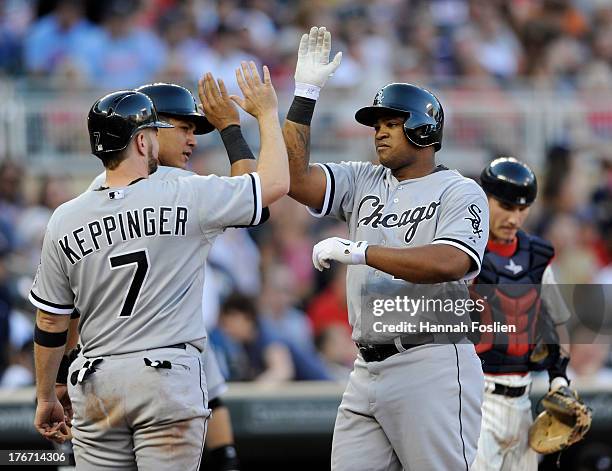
[295,82,321,100]
[351,241,369,265]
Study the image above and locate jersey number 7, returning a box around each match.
[109,249,150,318]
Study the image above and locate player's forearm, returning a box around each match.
[255,111,289,206]
[219,124,257,177]
[230,159,256,176]
[366,245,472,284]
[64,317,79,354]
[34,311,70,400]
[282,119,326,209]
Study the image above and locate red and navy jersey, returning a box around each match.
[470,230,555,374]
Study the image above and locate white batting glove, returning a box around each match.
[294,26,342,99]
[312,237,368,271]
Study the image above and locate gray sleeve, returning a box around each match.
[28,220,74,315]
[86,171,106,191]
[432,184,489,281]
[184,173,264,236]
[307,161,365,222]
[541,265,572,325]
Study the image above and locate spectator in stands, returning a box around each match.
[455,0,522,81]
[210,293,294,383]
[266,198,316,301]
[315,325,357,383]
[89,0,167,89]
[0,340,33,389]
[186,23,259,95]
[0,160,25,228]
[12,175,73,276]
[23,0,100,80]
[568,326,612,387]
[0,0,30,74]
[259,264,331,380]
[0,251,11,384]
[307,264,350,337]
[259,264,312,352]
[156,9,200,84]
[590,153,612,266]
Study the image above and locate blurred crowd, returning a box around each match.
[0,0,612,391]
[1,0,612,92]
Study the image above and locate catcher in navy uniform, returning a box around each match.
[470,157,591,470]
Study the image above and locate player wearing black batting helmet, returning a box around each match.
[480,157,538,206]
[283,27,488,471]
[31,62,289,470]
[136,83,215,135]
[355,83,444,151]
[87,90,173,158]
[82,72,272,471]
[470,157,578,471]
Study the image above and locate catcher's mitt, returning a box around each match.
[528,386,592,454]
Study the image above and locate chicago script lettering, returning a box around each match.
[357,195,440,243]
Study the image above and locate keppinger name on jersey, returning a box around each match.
[58,206,189,265]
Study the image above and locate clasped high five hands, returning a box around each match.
[199,61,277,125]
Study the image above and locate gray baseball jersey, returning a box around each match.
[87,166,193,191]
[29,173,264,357]
[309,162,489,343]
[88,165,230,401]
[313,162,488,471]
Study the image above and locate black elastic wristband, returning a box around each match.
[70,309,80,319]
[220,125,255,165]
[286,96,316,126]
[56,355,71,384]
[34,325,68,348]
[209,444,240,471]
[208,397,224,410]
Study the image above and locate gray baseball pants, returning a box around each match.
[331,342,484,471]
[68,344,209,470]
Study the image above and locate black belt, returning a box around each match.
[356,339,431,363]
[491,383,527,397]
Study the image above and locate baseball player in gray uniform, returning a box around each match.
[84,78,258,470]
[30,62,288,470]
[283,27,488,470]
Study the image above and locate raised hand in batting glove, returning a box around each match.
[294,26,342,96]
[312,237,369,271]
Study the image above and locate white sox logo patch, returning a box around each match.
[357,195,440,243]
[465,204,483,242]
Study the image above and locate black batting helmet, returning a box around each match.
[355,83,444,151]
[136,83,214,135]
[480,157,537,206]
[88,90,173,158]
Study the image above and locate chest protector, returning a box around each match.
[470,230,554,373]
